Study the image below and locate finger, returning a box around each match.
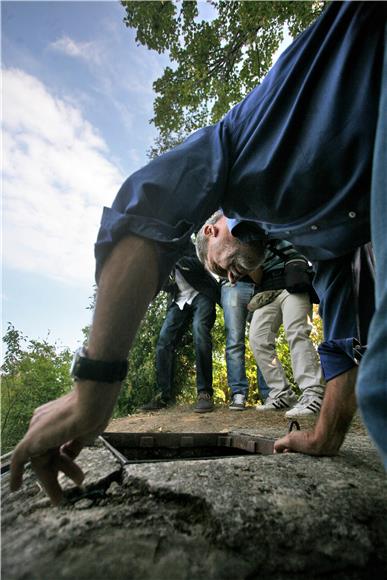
[31,455,63,506]
[10,442,29,492]
[57,452,85,486]
[274,436,290,454]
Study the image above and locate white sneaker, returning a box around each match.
[285,397,323,418]
[256,393,297,412]
[229,393,246,411]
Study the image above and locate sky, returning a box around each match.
[2,0,175,353]
[2,0,291,356]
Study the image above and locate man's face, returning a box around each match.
[204,217,264,283]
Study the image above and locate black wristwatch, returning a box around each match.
[70,347,128,383]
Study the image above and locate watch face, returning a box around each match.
[70,353,78,377]
[70,357,80,378]
[70,348,85,379]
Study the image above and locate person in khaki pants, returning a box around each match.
[248,241,325,418]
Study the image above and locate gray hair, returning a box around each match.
[195,209,224,264]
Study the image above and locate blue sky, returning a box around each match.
[2,0,290,356]
[2,0,174,352]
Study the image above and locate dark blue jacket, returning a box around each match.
[95,2,385,283]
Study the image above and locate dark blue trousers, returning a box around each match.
[156,294,216,400]
[314,247,375,381]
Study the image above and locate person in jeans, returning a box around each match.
[141,243,220,413]
[221,278,269,410]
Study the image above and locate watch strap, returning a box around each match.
[71,348,128,383]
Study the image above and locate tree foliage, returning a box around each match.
[122,292,169,413]
[1,324,73,452]
[122,0,326,152]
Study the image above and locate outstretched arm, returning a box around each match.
[10,234,159,505]
[274,367,358,455]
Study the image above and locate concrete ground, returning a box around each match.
[2,407,386,580]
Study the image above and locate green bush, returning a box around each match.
[1,324,73,453]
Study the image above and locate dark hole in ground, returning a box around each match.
[100,432,274,464]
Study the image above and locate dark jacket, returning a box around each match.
[163,245,220,305]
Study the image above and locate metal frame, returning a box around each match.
[99,431,275,465]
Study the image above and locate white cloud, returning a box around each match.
[3,68,124,287]
[50,35,102,65]
[50,28,167,126]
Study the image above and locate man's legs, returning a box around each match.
[221,281,254,407]
[249,291,297,410]
[357,26,387,469]
[155,302,190,402]
[221,282,254,396]
[280,292,325,418]
[191,294,216,413]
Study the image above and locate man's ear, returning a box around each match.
[203,224,218,238]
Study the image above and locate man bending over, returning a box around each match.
[10,2,387,505]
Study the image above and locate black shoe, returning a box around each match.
[139,395,169,411]
[194,392,214,413]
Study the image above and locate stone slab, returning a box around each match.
[1,431,386,580]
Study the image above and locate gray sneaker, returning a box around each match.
[229,393,246,411]
[194,392,214,413]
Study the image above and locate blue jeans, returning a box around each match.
[357,24,387,469]
[156,294,216,400]
[221,281,268,399]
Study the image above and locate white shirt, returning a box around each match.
[174,269,199,310]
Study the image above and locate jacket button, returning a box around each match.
[310,224,319,231]
[348,211,357,218]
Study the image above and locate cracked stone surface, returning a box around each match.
[2,431,387,580]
